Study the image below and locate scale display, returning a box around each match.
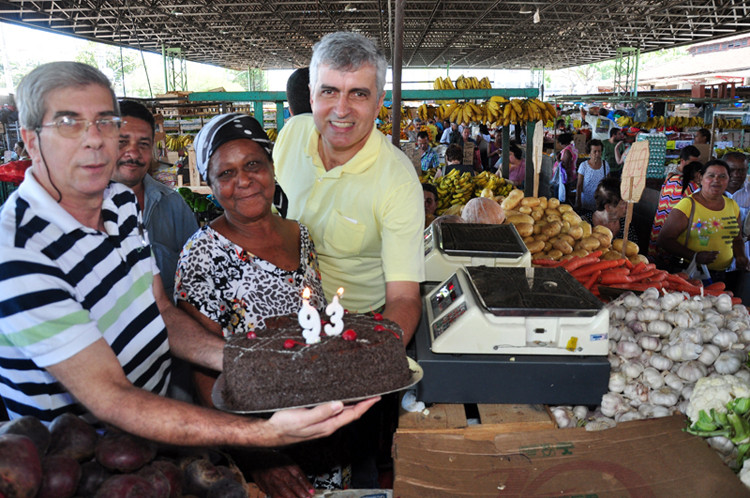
[424,223,531,282]
[424,266,609,356]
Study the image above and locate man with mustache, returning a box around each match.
[112,100,198,298]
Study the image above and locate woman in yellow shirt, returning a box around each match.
[658,160,749,284]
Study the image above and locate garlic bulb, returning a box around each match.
[608,371,627,393]
[642,287,660,301]
[600,393,628,418]
[647,320,672,337]
[623,381,649,405]
[663,341,703,362]
[712,330,739,350]
[659,292,684,311]
[663,371,684,391]
[681,383,695,401]
[641,367,665,389]
[676,361,708,382]
[703,310,725,327]
[638,403,671,418]
[735,369,750,384]
[696,323,720,343]
[585,417,616,432]
[552,406,575,428]
[715,294,733,313]
[573,405,589,421]
[623,294,642,309]
[649,353,673,372]
[670,327,703,345]
[713,350,744,375]
[609,305,626,321]
[707,436,735,456]
[608,354,622,370]
[622,359,645,379]
[637,308,661,322]
[649,386,679,406]
[637,334,661,351]
[624,309,639,323]
[697,344,720,366]
[617,340,642,359]
[616,410,644,423]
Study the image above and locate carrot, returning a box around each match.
[584,270,601,290]
[705,282,726,291]
[615,281,665,292]
[563,251,602,272]
[623,259,634,270]
[600,267,631,277]
[631,262,646,275]
[630,270,661,282]
[600,273,634,285]
[570,259,625,278]
[732,297,743,305]
[645,271,668,283]
[532,259,561,267]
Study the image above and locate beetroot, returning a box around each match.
[75,460,112,498]
[0,415,50,456]
[47,413,98,461]
[36,455,81,498]
[136,464,171,498]
[94,474,157,498]
[95,432,157,473]
[150,460,183,498]
[0,433,42,498]
[183,458,224,497]
[206,477,246,498]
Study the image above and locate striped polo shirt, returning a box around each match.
[0,168,171,424]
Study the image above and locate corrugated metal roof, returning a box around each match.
[0,0,749,70]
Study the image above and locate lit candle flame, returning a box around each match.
[302,287,311,300]
[337,287,344,297]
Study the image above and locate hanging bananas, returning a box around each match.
[165,134,194,151]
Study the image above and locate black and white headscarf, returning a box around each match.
[193,113,287,218]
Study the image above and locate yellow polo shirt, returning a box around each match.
[273,115,425,312]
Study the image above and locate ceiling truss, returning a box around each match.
[0,0,749,71]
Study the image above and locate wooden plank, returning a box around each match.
[398,403,467,431]
[476,403,553,426]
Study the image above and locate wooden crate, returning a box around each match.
[397,403,553,436]
[175,145,211,194]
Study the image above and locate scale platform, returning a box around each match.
[426,266,609,356]
[413,266,610,405]
[424,223,531,282]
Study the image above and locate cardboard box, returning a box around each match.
[392,415,747,497]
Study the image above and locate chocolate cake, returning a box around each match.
[221,313,412,411]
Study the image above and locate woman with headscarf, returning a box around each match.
[175,113,345,494]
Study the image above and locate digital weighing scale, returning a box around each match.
[424,223,531,283]
[413,266,610,405]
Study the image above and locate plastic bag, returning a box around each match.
[686,255,712,284]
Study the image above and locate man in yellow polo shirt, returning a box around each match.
[273,31,424,345]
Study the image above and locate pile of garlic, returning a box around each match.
[550,287,750,432]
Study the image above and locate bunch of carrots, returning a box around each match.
[533,250,742,304]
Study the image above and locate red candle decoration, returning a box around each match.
[246,331,257,339]
[373,312,383,321]
[342,329,357,341]
[373,324,386,332]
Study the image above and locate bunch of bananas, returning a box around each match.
[433,75,492,90]
[717,146,750,158]
[378,105,390,121]
[435,169,474,213]
[417,103,437,121]
[435,101,485,126]
[473,171,513,198]
[265,128,278,141]
[616,115,749,130]
[434,97,557,127]
[425,169,515,215]
[165,134,194,151]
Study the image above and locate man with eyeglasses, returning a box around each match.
[0,62,376,449]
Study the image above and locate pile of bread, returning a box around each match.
[500,189,645,264]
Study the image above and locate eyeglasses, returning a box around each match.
[37,116,122,139]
